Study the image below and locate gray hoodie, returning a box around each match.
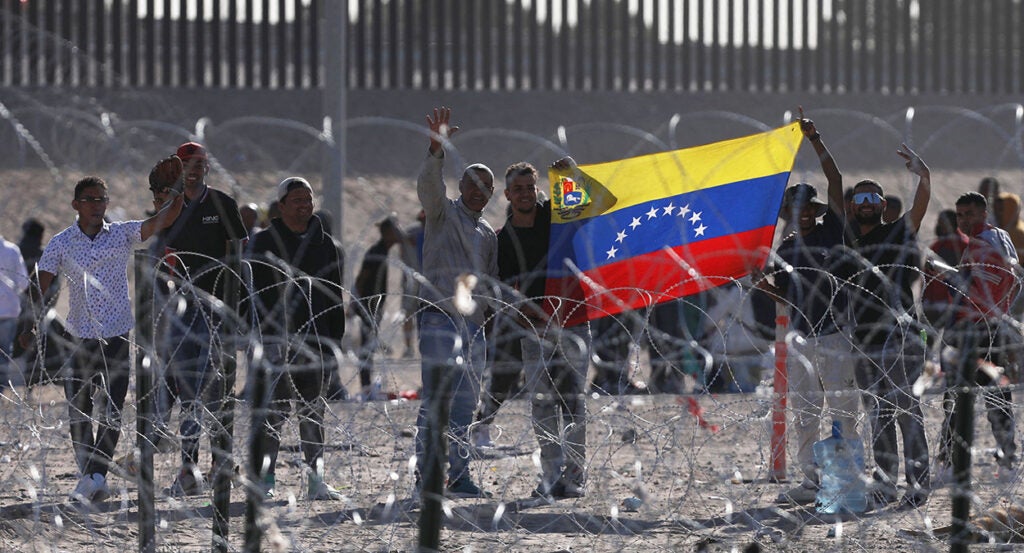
[416,151,498,326]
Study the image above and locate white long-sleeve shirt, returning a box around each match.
[0,237,28,319]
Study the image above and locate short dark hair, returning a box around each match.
[504,162,538,188]
[74,176,107,199]
[956,191,987,209]
[853,179,884,196]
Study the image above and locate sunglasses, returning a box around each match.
[852,192,883,205]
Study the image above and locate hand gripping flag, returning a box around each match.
[545,123,802,324]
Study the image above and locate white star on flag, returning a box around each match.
[629,217,642,230]
[678,204,691,218]
[662,203,675,216]
[646,206,659,219]
[606,245,618,259]
[689,211,702,224]
[694,223,708,237]
[616,230,628,243]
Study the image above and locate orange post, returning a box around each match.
[769,311,789,482]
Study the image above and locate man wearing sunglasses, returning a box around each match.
[754,112,861,505]
[839,143,933,510]
[24,176,183,504]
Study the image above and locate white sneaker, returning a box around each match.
[472,424,495,449]
[71,473,109,504]
[70,474,99,503]
[307,474,345,501]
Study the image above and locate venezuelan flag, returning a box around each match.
[546,122,802,323]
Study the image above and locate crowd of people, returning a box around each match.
[0,105,1021,515]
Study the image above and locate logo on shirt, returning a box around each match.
[553,176,592,220]
[203,215,220,225]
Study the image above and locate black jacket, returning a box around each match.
[246,216,346,345]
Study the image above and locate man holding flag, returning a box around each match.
[497,159,591,500]
[752,112,861,505]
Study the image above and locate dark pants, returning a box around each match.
[64,333,131,477]
[168,305,224,468]
[938,320,1019,468]
[356,298,383,388]
[476,314,524,425]
[854,323,930,491]
[256,366,331,474]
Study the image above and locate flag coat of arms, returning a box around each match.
[545,122,803,324]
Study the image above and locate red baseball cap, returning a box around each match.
[176,141,208,162]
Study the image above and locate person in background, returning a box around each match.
[240,202,261,236]
[979,176,1002,226]
[353,215,403,401]
[414,106,498,498]
[935,192,1021,483]
[24,176,182,504]
[161,141,249,496]
[0,230,28,390]
[883,194,903,223]
[247,177,347,500]
[399,209,426,358]
[17,218,44,273]
[921,209,967,330]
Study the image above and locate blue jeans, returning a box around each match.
[0,317,16,387]
[167,304,224,467]
[415,311,486,484]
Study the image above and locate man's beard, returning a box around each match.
[855,210,882,225]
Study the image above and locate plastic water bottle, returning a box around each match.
[813,421,867,514]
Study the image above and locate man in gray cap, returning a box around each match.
[414,106,498,498]
[752,112,861,505]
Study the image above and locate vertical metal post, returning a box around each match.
[321,0,347,236]
[212,241,242,553]
[770,308,788,482]
[417,363,452,553]
[133,251,157,553]
[949,330,977,553]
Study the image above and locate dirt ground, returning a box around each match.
[0,349,1021,553]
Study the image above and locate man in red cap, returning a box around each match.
[160,141,248,496]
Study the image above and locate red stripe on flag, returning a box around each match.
[545,226,776,325]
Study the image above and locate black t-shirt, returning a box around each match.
[497,201,552,301]
[772,209,847,336]
[836,216,921,344]
[163,186,248,302]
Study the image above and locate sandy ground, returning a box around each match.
[0,347,1021,553]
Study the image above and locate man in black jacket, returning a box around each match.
[246,177,346,500]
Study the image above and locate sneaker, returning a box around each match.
[70,473,101,504]
[307,473,344,501]
[167,467,208,497]
[776,479,818,505]
[897,491,929,510]
[90,473,111,503]
[260,474,276,499]
[445,477,492,499]
[868,483,899,509]
[472,424,495,449]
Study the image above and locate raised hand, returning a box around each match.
[896,143,928,176]
[798,106,818,138]
[426,106,460,155]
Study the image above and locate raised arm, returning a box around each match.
[798,107,843,216]
[897,143,931,233]
[140,191,184,241]
[418,106,460,216]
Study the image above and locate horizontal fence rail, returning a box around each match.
[1,0,1024,94]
